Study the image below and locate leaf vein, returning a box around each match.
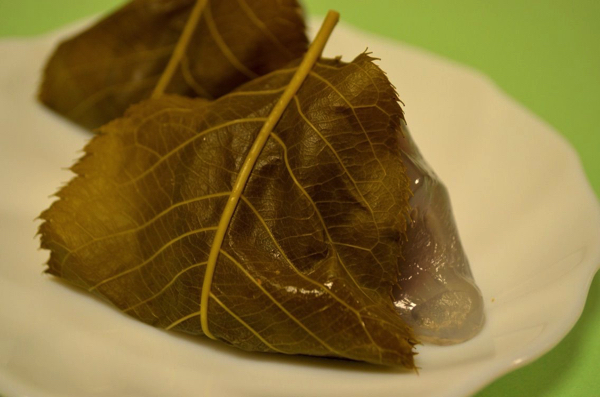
[180,55,214,98]
[219,249,343,356]
[90,226,217,291]
[210,293,285,353]
[240,196,384,353]
[118,117,267,187]
[204,0,258,79]
[236,0,295,59]
[268,132,380,300]
[165,311,201,330]
[292,95,381,237]
[124,261,208,312]
[308,71,386,174]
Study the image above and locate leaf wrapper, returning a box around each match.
[38,0,308,130]
[40,53,417,367]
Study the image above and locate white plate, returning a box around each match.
[1,18,599,397]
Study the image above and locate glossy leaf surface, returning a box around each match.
[38,0,308,130]
[40,53,417,367]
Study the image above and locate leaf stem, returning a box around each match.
[151,0,208,98]
[199,10,340,340]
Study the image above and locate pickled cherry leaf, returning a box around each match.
[38,0,308,130]
[39,53,418,367]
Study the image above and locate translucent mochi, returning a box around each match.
[393,123,485,345]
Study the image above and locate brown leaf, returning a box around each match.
[38,0,308,130]
[39,53,417,367]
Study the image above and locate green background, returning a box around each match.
[0,0,598,395]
